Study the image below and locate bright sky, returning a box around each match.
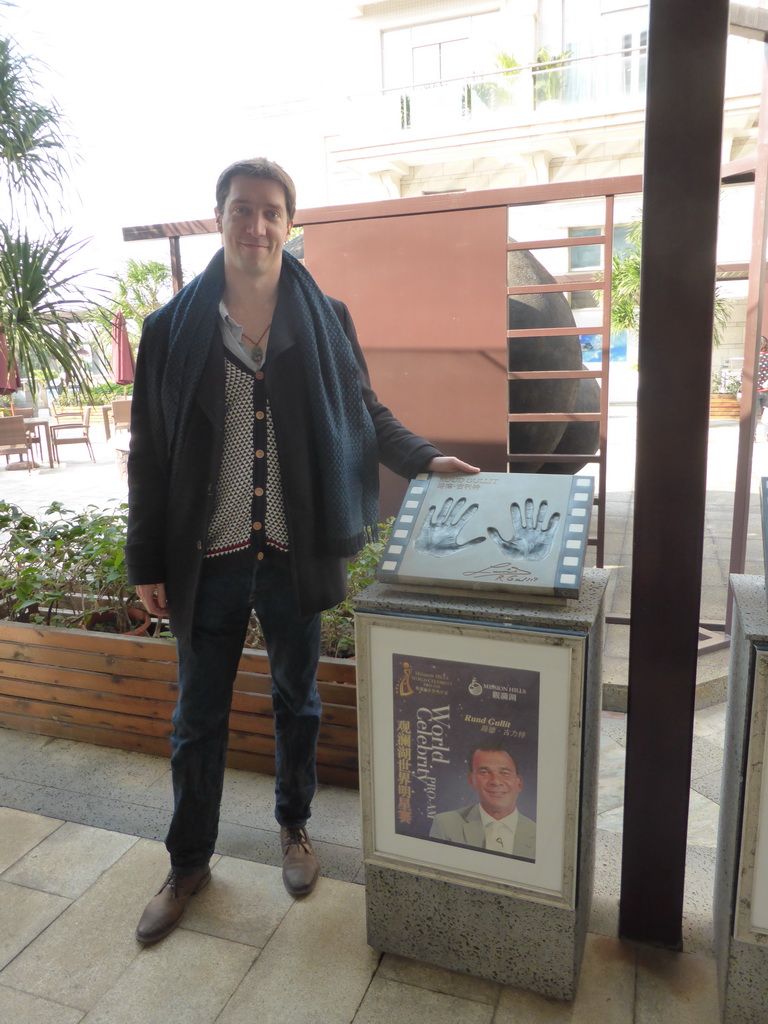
[3,0,351,287]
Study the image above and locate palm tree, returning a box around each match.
[607,221,730,345]
[110,259,172,342]
[0,30,98,393]
[0,36,70,218]
[0,227,97,391]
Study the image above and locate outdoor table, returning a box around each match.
[23,417,56,469]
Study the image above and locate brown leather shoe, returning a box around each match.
[135,864,211,944]
[280,826,320,897]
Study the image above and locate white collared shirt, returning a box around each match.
[218,301,268,371]
[479,805,518,854]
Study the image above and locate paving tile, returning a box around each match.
[219,770,363,849]
[0,807,63,873]
[2,822,136,898]
[635,947,720,1024]
[0,728,53,774]
[121,767,173,811]
[79,929,256,1024]
[596,802,623,836]
[0,984,85,1024]
[597,739,625,815]
[494,934,635,1023]
[377,952,500,1004]
[0,777,48,812]
[682,844,716,958]
[686,791,719,849]
[690,769,721,805]
[309,782,363,848]
[599,713,627,746]
[4,738,168,802]
[589,830,622,937]
[689,735,725,783]
[214,821,362,882]
[181,856,293,947]
[215,767,277,831]
[217,878,379,1024]
[0,838,168,1010]
[692,703,727,746]
[0,782,170,843]
[0,881,71,971]
[353,977,494,1023]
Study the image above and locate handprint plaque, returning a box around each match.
[378,472,594,599]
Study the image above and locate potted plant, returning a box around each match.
[0,498,373,786]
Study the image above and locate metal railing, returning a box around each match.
[385,47,650,132]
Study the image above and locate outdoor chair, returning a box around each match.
[0,415,33,471]
[111,397,132,434]
[10,403,43,461]
[51,402,86,423]
[50,405,95,462]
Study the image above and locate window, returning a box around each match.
[622,29,647,94]
[568,224,632,270]
[382,12,499,90]
[568,224,633,308]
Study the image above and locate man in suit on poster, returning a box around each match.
[429,741,536,860]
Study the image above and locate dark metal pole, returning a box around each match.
[169,236,184,294]
[619,0,729,947]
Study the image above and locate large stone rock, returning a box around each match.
[507,245,599,472]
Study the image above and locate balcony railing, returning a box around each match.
[338,44,758,140]
[389,49,648,132]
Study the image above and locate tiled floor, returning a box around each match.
[0,699,726,1023]
[0,405,759,1021]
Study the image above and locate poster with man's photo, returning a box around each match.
[392,653,539,863]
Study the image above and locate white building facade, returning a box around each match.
[252,1,766,396]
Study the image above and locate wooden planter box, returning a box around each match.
[0,620,359,788]
[710,394,741,419]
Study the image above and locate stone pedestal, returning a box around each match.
[715,575,768,1022]
[354,568,609,999]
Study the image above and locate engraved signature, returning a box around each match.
[462,562,539,583]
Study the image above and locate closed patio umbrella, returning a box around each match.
[0,332,22,395]
[110,311,135,386]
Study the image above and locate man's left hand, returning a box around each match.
[427,456,481,474]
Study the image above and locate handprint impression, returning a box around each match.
[487,499,561,561]
[414,497,487,557]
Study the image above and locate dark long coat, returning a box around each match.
[125,279,440,642]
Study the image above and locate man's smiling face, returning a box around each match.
[215,175,292,281]
[468,749,522,820]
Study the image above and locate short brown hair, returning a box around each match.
[215,158,296,222]
[468,741,518,773]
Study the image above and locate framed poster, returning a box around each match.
[356,612,587,907]
[735,645,768,944]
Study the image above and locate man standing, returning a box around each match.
[429,742,536,860]
[126,158,478,944]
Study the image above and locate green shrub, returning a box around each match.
[0,500,392,655]
[57,382,133,407]
[0,500,135,628]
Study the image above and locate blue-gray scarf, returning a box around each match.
[157,248,379,557]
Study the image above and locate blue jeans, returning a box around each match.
[165,557,322,872]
